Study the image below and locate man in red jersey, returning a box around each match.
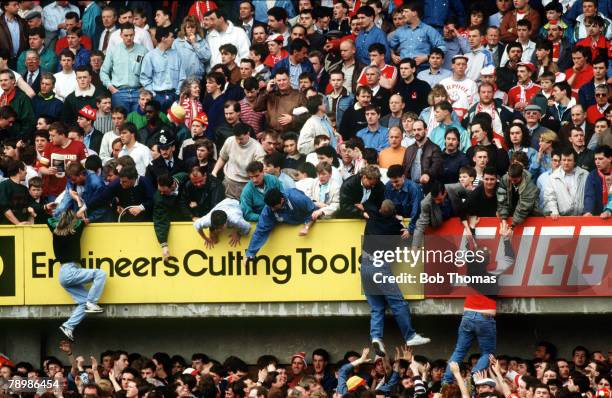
[37,121,88,200]
[442,221,515,384]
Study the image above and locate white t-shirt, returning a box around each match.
[120,142,152,176]
[53,70,77,101]
[440,76,477,120]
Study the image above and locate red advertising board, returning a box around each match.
[422,217,612,297]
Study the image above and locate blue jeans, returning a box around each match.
[442,311,497,383]
[361,254,415,341]
[112,88,140,113]
[154,91,177,112]
[58,262,107,331]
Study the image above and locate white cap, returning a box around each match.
[480,65,496,76]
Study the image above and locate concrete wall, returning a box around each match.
[1,306,610,368]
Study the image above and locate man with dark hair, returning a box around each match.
[412,179,466,248]
[357,105,388,153]
[430,102,469,152]
[578,57,607,108]
[544,147,589,218]
[534,341,558,361]
[391,2,445,67]
[212,123,265,199]
[0,0,27,67]
[311,348,337,393]
[62,65,104,124]
[253,68,307,134]
[0,159,33,224]
[38,121,89,200]
[357,43,397,90]
[153,172,191,260]
[500,0,540,42]
[84,164,155,222]
[355,6,389,65]
[193,196,252,249]
[215,100,243,149]
[240,160,284,222]
[119,122,151,176]
[246,188,317,258]
[497,163,540,229]
[0,105,17,137]
[568,125,595,171]
[0,69,35,138]
[384,164,422,236]
[543,81,575,132]
[140,26,184,111]
[271,38,314,90]
[266,6,291,42]
[55,162,109,222]
[106,7,153,52]
[466,115,509,177]
[54,12,92,53]
[496,42,522,93]
[394,58,430,115]
[100,23,147,113]
[417,47,451,87]
[584,145,612,216]
[206,9,250,68]
[298,8,325,50]
[238,0,265,41]
[16,27,58,74]
[461,165,498,238]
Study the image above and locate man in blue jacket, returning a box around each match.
[271,38,313,90]
[246,188,316,258]
[584,145,612,216]
[56,162,110,222]
[355,6,389,66]
[384,165,422,237]
[240,160,284,222]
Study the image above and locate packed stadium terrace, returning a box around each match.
[0,1,610,398]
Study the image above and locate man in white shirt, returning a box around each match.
[440,55,477,120]
[53,49,76,101]
[465,27,493,82]
[118,122,151,176]
[99,107,127,165]
[106,8,153,52]
[500,19,536,66]
[206,9,250,71]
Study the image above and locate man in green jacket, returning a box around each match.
[240,160,283,222]
[153,172,192,260]
[0,69,35,139]
[16,27,58,74]
[497,163,541,229]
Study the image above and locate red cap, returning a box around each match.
[78,104,97,121]
[517,62,536,72]
[192,112,209,128]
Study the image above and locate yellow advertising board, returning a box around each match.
[0,228,24,305]
[3,220,386,305]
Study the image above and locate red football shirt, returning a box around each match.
[357,64,397,86]
[565,65,594,96]
[38,140,88,197]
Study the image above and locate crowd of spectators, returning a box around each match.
[0,342,609,398]
[1,0,612,253]
[0,2,611,398]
